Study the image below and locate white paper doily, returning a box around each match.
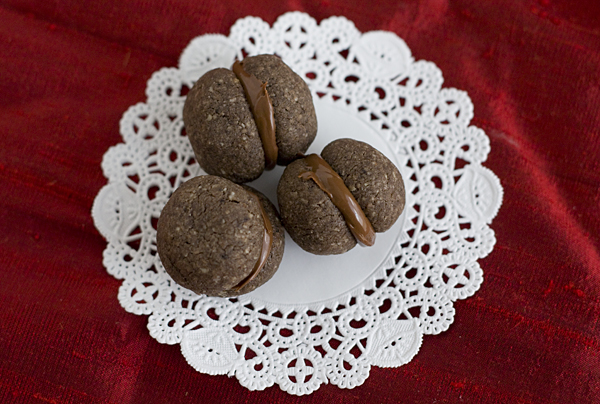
[92,12,503,395]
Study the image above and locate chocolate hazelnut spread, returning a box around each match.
[232,190,274,291]
[232,60,278,170]
[298,154,376,247]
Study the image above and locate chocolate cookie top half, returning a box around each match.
[183,68,264,184]
[156,175,284,297]
[277,158,357,255]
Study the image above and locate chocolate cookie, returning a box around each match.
[277,139,405,255]
[156,175,285,297]
[183,55,317,183]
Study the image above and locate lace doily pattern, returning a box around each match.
[92,12,502,395]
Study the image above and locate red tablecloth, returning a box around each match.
[1,1,599,403]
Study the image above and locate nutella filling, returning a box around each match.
[232,60,278,170]
[299,154,376,247]
[232,191,274,291]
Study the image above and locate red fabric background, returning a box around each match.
[1,0,599,403]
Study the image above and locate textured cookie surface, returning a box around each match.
[183,68,265,183]
[156,175,284,297]
[242,55,317,165]
[277,159,356,255]
[321,138,405,232]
